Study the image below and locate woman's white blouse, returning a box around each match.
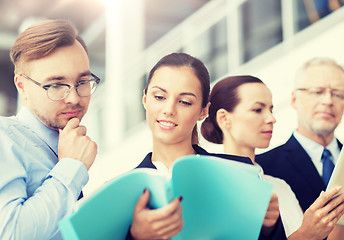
[260,166,304,237]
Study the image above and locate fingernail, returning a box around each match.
[179,196,183,202]
[143,188,147,194]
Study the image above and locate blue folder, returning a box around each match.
[59,154,273,240]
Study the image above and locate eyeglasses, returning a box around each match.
[20,73,100,101]
[295,88,344,101]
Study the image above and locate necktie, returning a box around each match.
[322,149,335,186]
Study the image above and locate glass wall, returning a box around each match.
[191,17,228,81]
[294,0,344,32]
[123,74,147,130]
[0,62,16,116]
[240,0,283,63]
[120,0,344,133]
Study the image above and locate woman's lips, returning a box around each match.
[157,120,178,129]
[262,130,273,137]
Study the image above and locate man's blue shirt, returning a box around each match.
[0,107,89,240]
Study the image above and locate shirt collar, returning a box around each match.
[152,161,171,177]
[16,106,59,156]
[150,145,209,175]
[293,131,339,174]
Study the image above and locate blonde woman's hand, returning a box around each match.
[130,189,184,240]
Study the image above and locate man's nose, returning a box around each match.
[63,86,80,104]
[321,90,334,105]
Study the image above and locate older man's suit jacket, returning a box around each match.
[256,135,342,212]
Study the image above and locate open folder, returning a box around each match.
[326,147,344,226]
[59,154,273,240]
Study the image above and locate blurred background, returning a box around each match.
[1,0,344,195]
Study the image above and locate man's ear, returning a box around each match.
[14,75,27,100]
[142,90,147,110]
[291,91,297,110]
[198,102,210,121]
[216,108,230,129]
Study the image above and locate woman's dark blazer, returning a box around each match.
[136,144,253,169]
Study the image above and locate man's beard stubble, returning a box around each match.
[32,104,84,131]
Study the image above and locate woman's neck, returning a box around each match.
[223,139,255,164]
[151,141,196,169]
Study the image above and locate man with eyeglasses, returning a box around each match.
[257,57,344,214]
[0,19,99,239]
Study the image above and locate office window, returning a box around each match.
[294,0,344,32]
[241,0,282,63]
[191,17,228,81]
[124,74,146,130]
[0,63,16,116]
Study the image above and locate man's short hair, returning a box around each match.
[10,19,88,74]
[294,57,344,88]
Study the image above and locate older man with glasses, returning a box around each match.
[0,19,99,240]
[257,58,344,215]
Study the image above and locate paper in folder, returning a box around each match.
[59,154,273,240]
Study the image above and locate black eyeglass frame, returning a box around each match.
[20,73,101,101]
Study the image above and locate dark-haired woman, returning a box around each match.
[201,75,344,240]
